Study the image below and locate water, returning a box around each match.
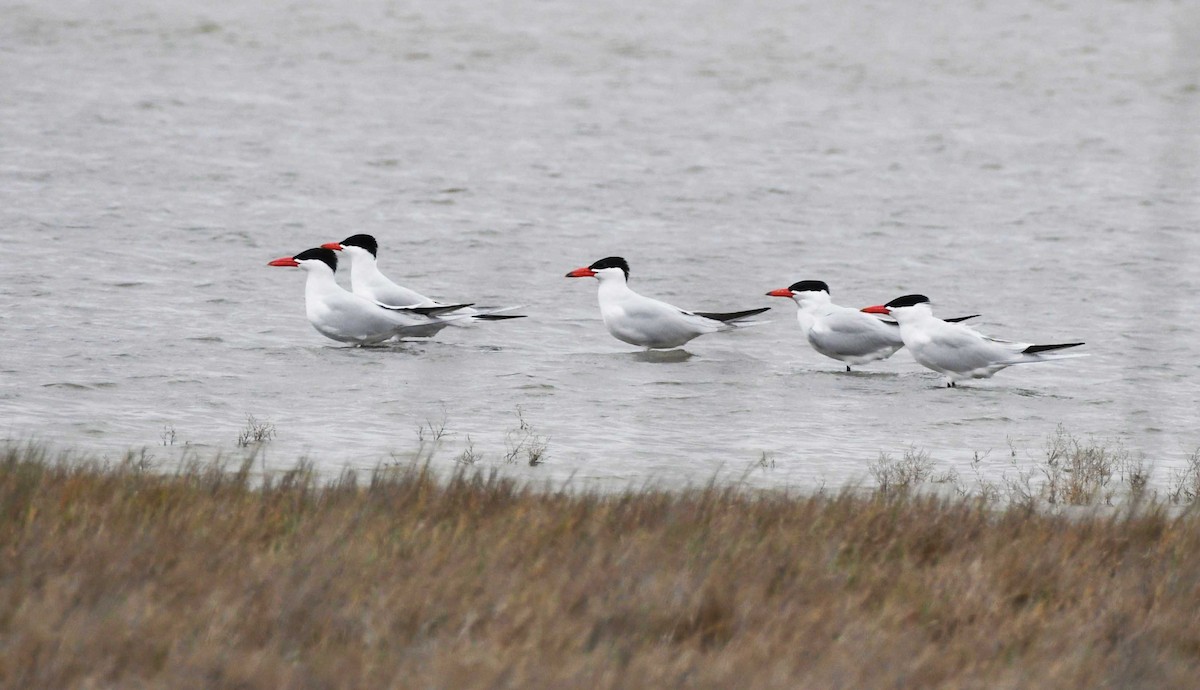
[3,0,1199,490]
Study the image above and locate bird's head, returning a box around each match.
[566,256,630,282]
[766,280,830,302]
[321,234,378,260]
[861,294,930,320]
[268,247,338,273]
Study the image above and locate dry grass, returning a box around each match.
[236,415,276,448]
[3,445,1200,689]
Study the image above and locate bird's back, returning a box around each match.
[809,306,903,359]
[905,319,1021,374]
[599,287,716,348]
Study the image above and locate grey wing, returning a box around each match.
[314,293,415,340]
[622,296,708,326]
[923,323,1024,371]
[810,311,903,357]
[982,334,1029,348]
[605,297,714,345]
[366,282,434,308]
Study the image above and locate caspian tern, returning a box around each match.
[766,281,980,371]
[766,280,908,371]
[565,256,770,349]
[321,234,524,336]
[267,248,473,345]
[861,294,1085,387]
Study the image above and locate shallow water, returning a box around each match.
[2,0,1199,489]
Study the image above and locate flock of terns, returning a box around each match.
[269,234,1086,388]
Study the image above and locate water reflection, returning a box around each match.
[629,350,696,364]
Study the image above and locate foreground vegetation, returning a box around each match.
[3,445,1200,688]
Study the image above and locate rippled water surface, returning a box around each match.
[3,0,1199,489]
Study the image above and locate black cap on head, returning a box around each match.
[294,247,338,272]
[787,280,829,295]
[589,256,630,280]
[885,294,930,309]
[340,234,378,257]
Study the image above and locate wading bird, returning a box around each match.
[268,248,472,345]
[322,234,524,336]
[861,294,1085,387]
[566,256,769,349]
[766,280,977,371]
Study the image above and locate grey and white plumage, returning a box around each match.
[268,248,471,345]
[767,281,981,371]
[862,294,1085,387]
[566,257,769,349]
[322,234,523,336]
[767,281,905,370]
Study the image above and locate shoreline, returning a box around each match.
[4,444,1200,688]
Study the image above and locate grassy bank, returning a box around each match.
[3,446,1200,688]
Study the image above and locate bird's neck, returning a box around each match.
[895,308,936,330]
[597,277,633,301]
[796,293,831,309]
[304,268,342,302]
[346,253,386,293]
[793,295,830,330]
[794,307,817,334]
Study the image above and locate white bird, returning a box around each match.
[766,280,979,371]
[321,234,524,337]
[566,256,770,349]
[861,294,1085,387]
[268,248,473,345]
[766,280,909,371]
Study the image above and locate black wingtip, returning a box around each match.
[475,314,527,321]
[1022,342,1085,355]
[411,303,475,316]
[379,303,475,316]
[946,314,980,323]
[693,307,771,322]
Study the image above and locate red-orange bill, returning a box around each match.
[565,267,596,278]
[268,257,299,267]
